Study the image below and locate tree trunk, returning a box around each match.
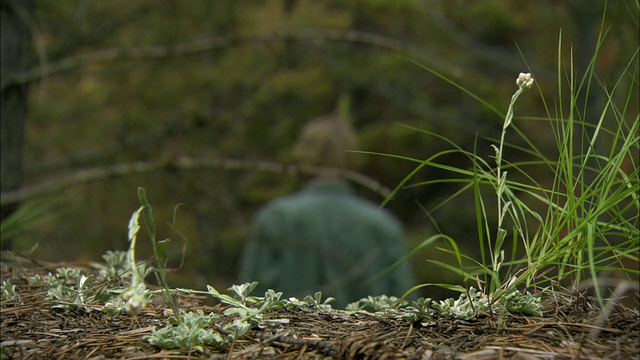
[1,0,35,249]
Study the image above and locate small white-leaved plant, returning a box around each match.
[346,295,403,312]
[90,250,128,282]
[148,283,290,351]
[144,309,249,351]
[1,280,18,301]
[154,284,339,351]
[347,287,542,322]
[207,283,290,327]
[395,297,433,323]
[286,291,335,311]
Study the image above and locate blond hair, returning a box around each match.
[293,115,358,169]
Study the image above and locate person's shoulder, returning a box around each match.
[255,192,306,219]
[347,196,402,229]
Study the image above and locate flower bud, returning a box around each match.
[516,72,534,90]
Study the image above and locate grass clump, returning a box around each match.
[369,24,638,316]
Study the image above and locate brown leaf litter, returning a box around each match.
[1,263,638,359]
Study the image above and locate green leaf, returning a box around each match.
[495,229,507,256]
[427,260,472,279]
[128,207,144,242]
[156,239,171,266]
[207,285,246,308]
[229,282,260,300]
[497,171,508,197]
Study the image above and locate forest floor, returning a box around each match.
[1,261,638,360]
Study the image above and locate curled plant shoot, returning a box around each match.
[121,206,151,315]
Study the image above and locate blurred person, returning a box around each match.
[238,115,415,308]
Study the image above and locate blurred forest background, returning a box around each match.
[1,0,638,299]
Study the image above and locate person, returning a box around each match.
[238,115,415,308]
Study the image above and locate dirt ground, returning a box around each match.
[1,262,638,359]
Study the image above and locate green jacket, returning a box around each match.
[239,180,415,308]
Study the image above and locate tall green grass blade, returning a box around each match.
[365,234,444,283]
[411,60,503,119]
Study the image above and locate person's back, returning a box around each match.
[238,115,415,308]
[239,179,413,307]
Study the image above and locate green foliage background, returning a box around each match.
[6,0,638,297]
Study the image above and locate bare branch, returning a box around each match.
[1,28,461,90]
[49,5,153,59]
[0,156,391,205]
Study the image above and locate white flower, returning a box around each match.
[125,292,149,314]
[516,72,534,90]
